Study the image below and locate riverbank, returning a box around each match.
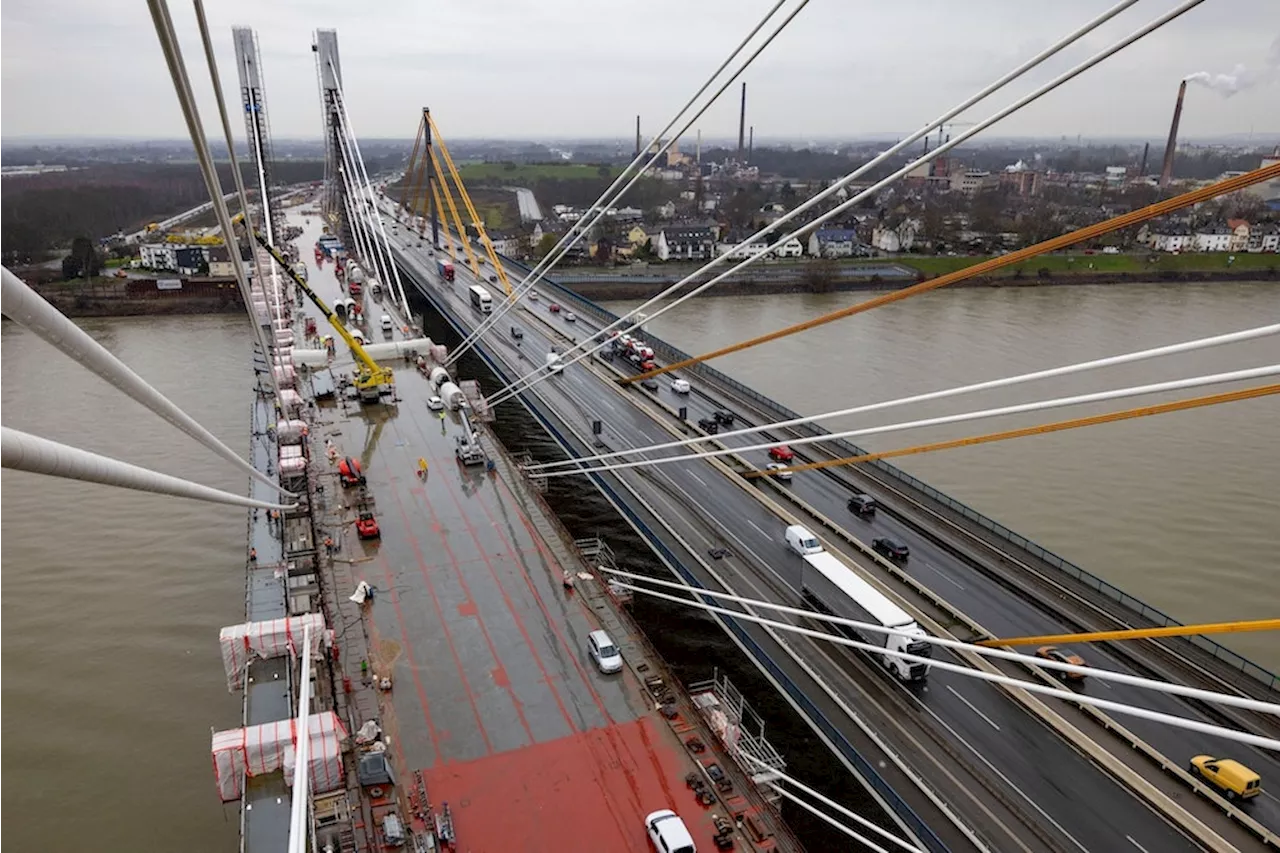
[17,277,245,318]
[563,267,1279,301]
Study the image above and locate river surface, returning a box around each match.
[3,281,1278,851]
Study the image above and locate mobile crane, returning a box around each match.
[252,231,394,403]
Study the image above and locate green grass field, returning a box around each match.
[456,162,624,183]
[896,252,1278,278]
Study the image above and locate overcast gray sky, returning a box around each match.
[2,0,1277,142]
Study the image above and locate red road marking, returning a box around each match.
[376,552,443,761]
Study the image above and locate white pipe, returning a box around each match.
[446,0,797,365]
[537,365,1280,478]
[1,267,293,497]
[1,426,296,511]
[287,625,313,853]
[486,0,1195,406]
[529,323,1280,470]
[605,571,1280,716]
[623,581,1280,751]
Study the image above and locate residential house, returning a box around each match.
[1193,227,1232,253]
[174,246,207,276]
[207,245,235,277]
[715,231,771,260]
[625,224,654,247]
[656,226,716,261]
[1246,224,1280,253]
[871,219,922,253]
[612,206,644,222]
[655,201,677,220]
[1226,219,1251,253]
[773,237,804,258]
[807,228,857,258]
[1150,231,1194,252]
[139,241,178,271]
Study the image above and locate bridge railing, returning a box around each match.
[399,252,953,853]
[495,252,1280,693]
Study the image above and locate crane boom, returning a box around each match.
[252,231,394,400]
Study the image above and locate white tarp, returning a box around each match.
[219,613,328,691]
[211,711,347,802]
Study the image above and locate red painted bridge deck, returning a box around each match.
[328,368,758,851]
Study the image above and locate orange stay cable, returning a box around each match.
[626,162,1280,383]
[742,383,1280,478]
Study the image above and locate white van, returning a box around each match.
[380,314,394,333]
[645,810,695,853]
[785,524,823,556]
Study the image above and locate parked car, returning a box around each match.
[426,396,445,412]
[670,378,691,394]
[713,409,736,426]
[1035,646,1087,681]
[872,537,910,562]
[645,810,696,853]
[847,493,878,517]
[766,463,793,481]
[696,417,719,434]
[587,629,623,674]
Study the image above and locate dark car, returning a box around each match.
[713,409,736,426]
[640,377,659,391]
[847,493,878,517]
[872,537,910,562]
[549,303,562,313]
[696,417,719,434]
[1035,646,1087,681]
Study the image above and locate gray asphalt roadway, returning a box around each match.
[380,222,1212,853]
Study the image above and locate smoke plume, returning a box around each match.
[1184,36,1280,98]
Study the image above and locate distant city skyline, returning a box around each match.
[2,0,1278,143]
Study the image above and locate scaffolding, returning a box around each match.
[687,668,786,805]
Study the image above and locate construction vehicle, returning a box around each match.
[254,232,394,403]
[355,509,381,540]
[338,457,366,487]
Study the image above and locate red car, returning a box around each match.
[356,512,381,540]
[549,304,562,313]
[769,445,794,463]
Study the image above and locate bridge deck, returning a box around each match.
[291,213,791,852]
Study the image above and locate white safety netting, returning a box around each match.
[211,711,348,801]
[219,613,329,690]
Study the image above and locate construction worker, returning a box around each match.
[249,548,257,563]
[324,536,335,555]
[417,457,429,478]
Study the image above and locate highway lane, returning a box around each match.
[382,228,1206,853]
[656,378,1280,832]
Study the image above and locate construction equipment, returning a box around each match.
[338,457,366,487]
[254,231,394,403]
[355,510,381,540]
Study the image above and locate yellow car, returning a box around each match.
[1189,755,1262,800]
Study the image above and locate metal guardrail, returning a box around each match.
[496,252,1280,693]
[396,252,953,853]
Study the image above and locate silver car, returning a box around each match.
[587,629,623,674]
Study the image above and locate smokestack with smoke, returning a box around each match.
[1160,80,1187,187]
[1184,35,1280,97]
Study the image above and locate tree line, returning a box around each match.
[1,160,326,266]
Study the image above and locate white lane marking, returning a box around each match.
[747,519,768,538]
[925,563,964,590]
[946,684,1001,731]
[690,472,707,488]
[1126,835,1150,853]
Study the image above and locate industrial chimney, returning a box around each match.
[635,116,641,157]
[1139,141,1150,177]
[748,126,754,162]
[1159,80,1187,187]
[738,82,747,158]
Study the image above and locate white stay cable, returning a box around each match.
[331,113,390,304]
[240,50,287,326]
[736,753,925,853]
[1,427,297,511]
[622,580,1280,751]
[768,784,900,853]
[447,0,810,366]
[486,0,1185,407]
[537,364,1280,478]
[286,624,314,853]
[329,67,412,316]
[604,569,1280,715]
[527,323,1280,471]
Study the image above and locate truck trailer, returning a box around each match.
[437,259,455,282]
[798,547,931,682]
